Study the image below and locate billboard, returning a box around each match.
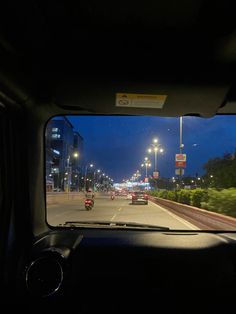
[175,154,186,161]
[175,161,186,168]
[153,171,159,179]
[175,154,186,168]
[175,169,185,175]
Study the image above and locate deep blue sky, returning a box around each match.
[67,115,236,182]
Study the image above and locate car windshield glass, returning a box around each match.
[45,115,236,231]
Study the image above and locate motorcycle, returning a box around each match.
[84,199,94,210]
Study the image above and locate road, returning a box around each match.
[47,193,198,229]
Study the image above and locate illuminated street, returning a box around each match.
[47,193,198,229]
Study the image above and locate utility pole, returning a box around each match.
[179,116,183,186]
[67,156,71,199]
[180,116,183,154]
[147,139,164,190]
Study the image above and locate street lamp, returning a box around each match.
[93,169,102,191]
[141,157,151,178]
[66,152,79,194]
[84,163,94,191]
[52,167,60,190]
[148,138,164,173]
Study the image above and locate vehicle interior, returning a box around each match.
[2,0,236,311]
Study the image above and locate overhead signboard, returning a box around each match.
[153,171,159,179]
[175,169,185,175]
[175,161,186,168]
[175,154,187,162]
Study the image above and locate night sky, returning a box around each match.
[67,115,236,182]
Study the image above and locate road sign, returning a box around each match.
[175,161,186,168]
[153,171,159,179]
[175,168,185,175]
[175,154,187,161]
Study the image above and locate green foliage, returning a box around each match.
[166,190,178,201]
[177,189,192,205]
[203,152,236,188]
[148,189,177,201]
[201,188,236,217]
[147,190,159,197]
[158,190,169,199]
[191,189,208,208]
[149,186,236,218]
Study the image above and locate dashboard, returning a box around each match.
[19,229,236,311]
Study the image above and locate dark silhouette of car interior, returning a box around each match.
[2,1,236,311]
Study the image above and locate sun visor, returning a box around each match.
[55,82,229,118]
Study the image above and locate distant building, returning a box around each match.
[46,117,83,191]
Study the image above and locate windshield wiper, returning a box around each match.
[59,220,170,230]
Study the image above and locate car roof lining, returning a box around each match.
[1,0,236,116]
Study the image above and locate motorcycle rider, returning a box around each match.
[111,190,115,200]
[85,188,95,205]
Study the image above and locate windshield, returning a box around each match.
[45,115,236,231]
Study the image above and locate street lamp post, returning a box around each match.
[66,152,79,197]
[145,163,148,178]
[148,138,163,189]
[132,170,141,182]
[95,169,101,191]
[84,163,94,191]
[179,117,184,184]
[148,138,164,174]
[66,156,70,194]
[141,157,151,179]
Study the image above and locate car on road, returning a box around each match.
[131,191,148,205]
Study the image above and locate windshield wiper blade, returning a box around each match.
[60,220,170,230]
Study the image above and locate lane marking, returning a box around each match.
[111,207,122,221]
[111,214,117,221]
[150,201,199,230]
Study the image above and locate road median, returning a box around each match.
[149,196,236,230]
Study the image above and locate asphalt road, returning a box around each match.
[47,194,198,230]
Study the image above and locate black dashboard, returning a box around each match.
[18,229,236,312]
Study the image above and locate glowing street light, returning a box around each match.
[141,158,151,178]
[84,163,95,190]
[147,138,164,172]
[66,151,79,194]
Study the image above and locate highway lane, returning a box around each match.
[47,194,198,229]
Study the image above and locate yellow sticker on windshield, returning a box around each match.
[116,93,167,108]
